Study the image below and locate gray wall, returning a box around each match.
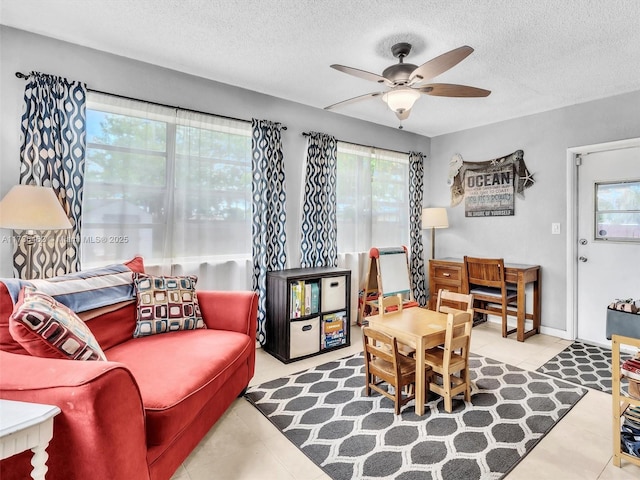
[428,90,640,334]
[0,26,430,277]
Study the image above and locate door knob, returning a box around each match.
[579,256,588,262]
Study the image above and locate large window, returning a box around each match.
[336,142,410,252]
[82,93,252,267]
[595,180,640,242]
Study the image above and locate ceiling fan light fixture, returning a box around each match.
[382,87,420,114]
[326,43,490,126]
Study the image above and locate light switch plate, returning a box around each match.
[552,223,561,234]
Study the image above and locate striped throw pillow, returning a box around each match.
[2,256,144,313]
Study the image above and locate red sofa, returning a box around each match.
[0,264,258,480]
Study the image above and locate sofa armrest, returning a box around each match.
[0,351,150,480]
[198,290,258,342]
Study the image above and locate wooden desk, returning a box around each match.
[429,258,541,342]
[367,307,448,416]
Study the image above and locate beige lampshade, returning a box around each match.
[0,185,72,231]
[422,207,449,229]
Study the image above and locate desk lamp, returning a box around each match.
[422,207,449,259]
[0,185,72,279]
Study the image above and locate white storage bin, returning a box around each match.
[321,275,346,311]
[290,317,320,358]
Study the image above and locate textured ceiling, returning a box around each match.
[2,0,640,137]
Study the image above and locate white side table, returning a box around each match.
[0,399,61,480]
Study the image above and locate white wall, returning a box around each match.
[0,26,430,278]
[428,90,640,334]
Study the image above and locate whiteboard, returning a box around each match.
[377,251,411,295]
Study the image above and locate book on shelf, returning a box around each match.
[322,311,346,326]
[310,282,320,314]
[290,281,304,318]
[323,329,346,348]
[322,311,346,349]
[324,321,344,334]
[324,338,346,349]
[304,283,312,316]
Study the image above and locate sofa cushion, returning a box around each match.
[132,274,205,338]
[9,287,107,361]
[84,302,139,351]
[105,329,252,446]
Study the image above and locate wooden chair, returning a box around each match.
[463,256,519,338]
[362,327,418,414]
[378,294,416,357]
[424,310,473,413]
[378,293,403,315]
[435,289,474,316]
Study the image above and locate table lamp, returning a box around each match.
[0,185,72,279]
[422,207,449,259]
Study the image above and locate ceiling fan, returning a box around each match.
[325,43,491,127]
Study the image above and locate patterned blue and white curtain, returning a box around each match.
[300,132,338,268]
[14,72,87,279]
[251,119,288,345]
[408,151,427,306]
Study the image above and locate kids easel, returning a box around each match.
[357,246,418,325]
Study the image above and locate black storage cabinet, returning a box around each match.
[265,267,351,363]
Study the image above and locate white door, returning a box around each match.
[576,144,640,346]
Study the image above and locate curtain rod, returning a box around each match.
[302,131,410,156]
[15,71,287,130]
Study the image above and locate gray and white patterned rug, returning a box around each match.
[536,341,631,394]
[245,353,586,480]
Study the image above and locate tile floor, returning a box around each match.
[171,322,640,480]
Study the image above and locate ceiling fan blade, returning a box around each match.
[419,83,491,97]
[324,91,385,110]
[409,46,474,84]
[330,64,392,85]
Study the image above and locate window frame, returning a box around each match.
[82,93,253,267]
[336,142,410,253]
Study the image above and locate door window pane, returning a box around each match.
[595,180,640,241]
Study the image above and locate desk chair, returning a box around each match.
[424,310,473,413]
[463,256,518,338]
[362,327,418,414]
